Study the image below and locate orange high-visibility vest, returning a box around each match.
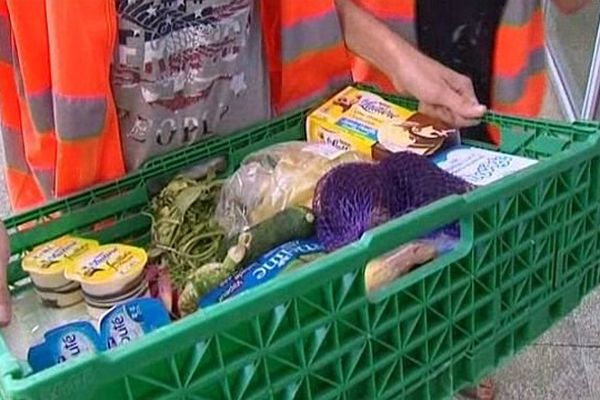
[0,0,47,211]
[1,1,544,212]
[262,0,354,115]
[267,0,546,144]
[0,0,126,212]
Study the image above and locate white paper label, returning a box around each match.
[433,146,537,186]
[302,142,348,160]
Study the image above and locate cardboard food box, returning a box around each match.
[306,86,460,160]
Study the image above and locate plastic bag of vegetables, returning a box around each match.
[214,141,367,237]
[146,173,225,293]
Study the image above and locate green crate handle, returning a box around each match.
[360,194,473,303]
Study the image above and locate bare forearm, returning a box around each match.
[334,0,409,79]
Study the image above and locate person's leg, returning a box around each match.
[456,377,495,400]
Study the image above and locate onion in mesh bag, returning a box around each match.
[313,163,393,252]
[314,152,473,251]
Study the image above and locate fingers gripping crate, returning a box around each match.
[2,92,600,400]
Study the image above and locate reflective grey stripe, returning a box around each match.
[1,124,29,171]
[14,68,24,98]
[282,72,352,112]
[1,124,55,197]
[282,11,416,64]
[501,0,539,27]
[383,17,417,46]
[54,95,107,140]
[493,47,545,104]
[34,168,54,198]
[0,16,11,63]
[11,46,24,97]
[28,90,55,133]
[282,10,344,63]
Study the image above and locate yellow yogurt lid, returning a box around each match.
[63,244,148,285]
[21,236,99,275]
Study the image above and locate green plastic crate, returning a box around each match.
[2,90,600,400]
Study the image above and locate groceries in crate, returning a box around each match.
[432,145,538,186]
[14,106,539,375]
[306,86,460,159]
[150,143,477,316]
[99,298,171,350]
[313,151,472,252]
[197,239,325,310]
[27,321,104,373]
[15,129,536,324]
[151,139,532,316]
[27,298,170,373]
[178,206,317,315]
[21,236,98,308]
[63,244,150,320]
[364,233,459,295]
[214,141,367,237]
[146,173,225,294]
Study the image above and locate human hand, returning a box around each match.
[0,221,11,326]
[387,40,486,128]
[335,0,486,127]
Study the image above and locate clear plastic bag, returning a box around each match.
[215,141,368,236]
[1,287,89,362]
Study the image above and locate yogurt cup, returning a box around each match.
[31,281,83,308]
[64,244,148,298]
[21,236,98,307]
[83,278,150,320]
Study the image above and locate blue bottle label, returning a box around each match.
[199,239,324,308]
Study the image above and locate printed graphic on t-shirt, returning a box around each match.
[113,0,267,170]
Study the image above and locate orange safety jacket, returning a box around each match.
[0,0,126,213]
[264,0,546,145]
[1,0,543,212]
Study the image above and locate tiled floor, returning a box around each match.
[492,86,600,399]
[495,291,600,400]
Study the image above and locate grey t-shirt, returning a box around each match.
[113,0,270,171]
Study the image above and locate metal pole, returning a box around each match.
[581,15,600,120]
[546,45,579,121]
[542,0,578,121]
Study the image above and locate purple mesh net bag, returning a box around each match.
[313,152,473,251]
[313,163,393,251]
[381,152,473,239]
[380,152,472,214]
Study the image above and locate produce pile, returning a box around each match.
[146,174,225,290]
[142,141,471,319]
[17,87,540,375]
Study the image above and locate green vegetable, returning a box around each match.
[218,206,315,265]
[178,240,247,316]
[178,206,316,316]
[146,173,225,290]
